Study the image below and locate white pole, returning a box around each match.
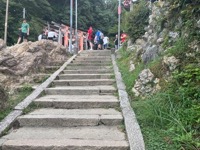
[118,0,121,50]
[4,0,9,45]
[23,8,26,19]
[69,0,73,53]
[75,0,78,54]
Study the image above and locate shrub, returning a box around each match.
[124,0,149,42]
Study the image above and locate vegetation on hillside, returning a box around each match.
[118,0,200,149]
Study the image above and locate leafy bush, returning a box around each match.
[124,0,149,42]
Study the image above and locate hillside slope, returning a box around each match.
[118,0,200,149]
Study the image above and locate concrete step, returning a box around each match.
[53,79,115,86]
[2,139,129,150]
[63,69,113,74]
[77,56,111,59]
[34,95,119,109]
[69,63,111,66]
[1,126,128,150]
[45,86,116,95]
[80,50,111,55]
[72,60,111,64]
[58,74,113,80]
[65,66,112,70]
[75,58,111,61]
[17,108,123,127]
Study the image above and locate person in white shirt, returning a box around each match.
[48,30,57,40]
[103,36,109,49]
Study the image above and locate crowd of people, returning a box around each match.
[16,20,128,51]
[87,26,127,51]
[87,26,109,50]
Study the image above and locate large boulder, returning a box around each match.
[0,39,70,89]
[132,69,161,97]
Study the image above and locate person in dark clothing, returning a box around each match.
[114,34,119,50]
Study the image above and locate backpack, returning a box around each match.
[42,33,47,39]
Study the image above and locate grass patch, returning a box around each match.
[117,48,144,98]
[117,48,179,149]
[0,85,33,122]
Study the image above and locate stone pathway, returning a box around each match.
[0,50,129,150]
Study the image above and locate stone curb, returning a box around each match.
[111,54,145,150]
[0,53,78,136]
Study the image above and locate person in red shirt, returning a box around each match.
[121,32,128,43]
[87,26,93,50]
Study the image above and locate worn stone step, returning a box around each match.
[53,79,115,86]
[63,69,113,74]
[1,126,128,150]
[65,66,112,70]
[77,56,111,60]
[75,58,111,61]
[81,50,111,54]
[58,74,113,80]
[2,139,129,150]
[34,95,119,109]
[69,63,111,66]
[17,108,123,127]
[72,60,111,64]
[45,86,116,95]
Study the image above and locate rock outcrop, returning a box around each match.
[0,40,69,89]
[127,1,184,97]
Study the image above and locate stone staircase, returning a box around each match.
[0,50,129,150]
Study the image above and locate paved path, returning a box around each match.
[0,50,129,150]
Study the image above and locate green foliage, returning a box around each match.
[117,47,144,98]
[166,38,189,59]
[138,64,200,149]
[124,0,149,42]
[0,85,33,122]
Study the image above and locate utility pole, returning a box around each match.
[23,8,26,19]
[69,0,73,54]
[75,0,78,54]
[4,0,9,45]
[118,0,121,50]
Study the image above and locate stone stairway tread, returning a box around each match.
[74,58,111,61]
[65,66,112,70]
[72,60,111,63]
[53,79,115,86]
[1,126,128,150]
[2,139,129,150]
[2,126,126,141]
[68,63,111,66]
[58,74,113,79]
[17,108,123,127]
[63,69,113,74]
[45,85,116,95]
[34,95,119,109]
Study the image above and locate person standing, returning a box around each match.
[87,26,93,50]
[114,34,119,50]
[103,36,109,49]
[121,32,128,44]
[48,30,57,41]
[17,19,30,44]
